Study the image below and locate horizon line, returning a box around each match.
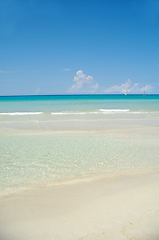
[0,93,159,97]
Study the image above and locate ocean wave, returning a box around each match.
[0,109,151,116]
[0,112,43,116]
[100,109,130,113]
[51,112,87,115]
[51,109,130,115]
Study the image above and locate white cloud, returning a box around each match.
[63,68,71,71]
[92,82,99,90]
[34,87,40,94]
[104,79,153,94]
[104,79,132,93]
[68,70,99,93]
[141,85,153,93]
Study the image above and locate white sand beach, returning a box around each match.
[0,170,159,240]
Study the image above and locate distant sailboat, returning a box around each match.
[143,90,146,96]
[124,92,127,95]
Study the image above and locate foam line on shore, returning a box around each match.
[0,112,43,115]
[100,108,130,112]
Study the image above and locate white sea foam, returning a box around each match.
[100,109,130,113]
[51,110,130,115]
[51,112,87,115]
[0,112,43,116]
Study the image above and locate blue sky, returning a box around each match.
[0,0,159,95]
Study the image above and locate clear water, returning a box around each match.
[0,94,159,196]
[0,94,159,113]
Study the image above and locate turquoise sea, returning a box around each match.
[0,94,159,113]
[0,94,159,196]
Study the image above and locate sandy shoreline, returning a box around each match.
[0,170,159,240]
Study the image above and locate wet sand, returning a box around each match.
[0,170,159,240]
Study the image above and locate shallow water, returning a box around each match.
[0,95,159,196]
